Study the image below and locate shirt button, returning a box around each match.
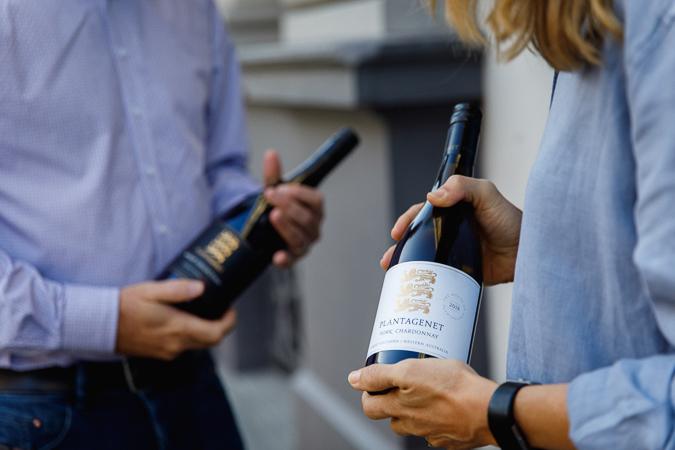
[131,107,143,118]
[115,48,128,58]
[144,167,156,177]
[158,225,170,235]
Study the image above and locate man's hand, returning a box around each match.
[381,176,522,285]
[348,359,498,449]
[262,150,324,268]
[116,280,237,360]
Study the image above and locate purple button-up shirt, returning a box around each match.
[0,0,258,370]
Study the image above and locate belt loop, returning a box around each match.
[122,357,139,394]
[74,363,87,408]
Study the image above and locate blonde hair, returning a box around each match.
[439,0,623,71]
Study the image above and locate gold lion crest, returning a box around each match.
[394,268,437,314]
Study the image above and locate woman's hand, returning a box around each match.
[348,359,497,449]
[381,176,522,285]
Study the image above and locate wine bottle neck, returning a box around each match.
[433,117,480,190]
[285,129,358,187]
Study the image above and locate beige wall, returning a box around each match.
[481,50,553,380]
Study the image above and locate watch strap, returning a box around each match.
[487,381,533,450]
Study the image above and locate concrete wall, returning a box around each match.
[218,1,554,449]
[480,51,553,380]
[245,107,399,450]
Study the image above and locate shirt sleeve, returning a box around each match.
[567,8,675,449]
[205,8,260,217]
[0,251,120,360]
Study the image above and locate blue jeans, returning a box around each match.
[0,355,244,450]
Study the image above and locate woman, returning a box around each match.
[348,0,675,449]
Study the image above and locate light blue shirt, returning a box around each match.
[0,0,258,370]
[508,1,675,448]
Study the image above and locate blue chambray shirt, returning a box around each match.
[0,0,258,369]
[508,0,675,447]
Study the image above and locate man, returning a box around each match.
[0,1,323,449]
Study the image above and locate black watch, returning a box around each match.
[487,381,536,450]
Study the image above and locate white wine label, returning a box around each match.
[367,261,481,361]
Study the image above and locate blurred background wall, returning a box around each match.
[211,1,553,449]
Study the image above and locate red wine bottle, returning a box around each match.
[160,128,359,320]
[366,103,483,368]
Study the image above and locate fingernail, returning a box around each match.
[427,190,443,199]
[348,370,361,385]
[270,209,281,221]
[188,281,204,296]
[264,188,274,198]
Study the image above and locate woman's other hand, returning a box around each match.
[348,359,497,449]
[381,176,522,285]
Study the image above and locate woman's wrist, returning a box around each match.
[513,384,574,450]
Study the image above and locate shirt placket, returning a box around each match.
[103,1,173,267]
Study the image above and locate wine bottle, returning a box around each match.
[365,103,483,369]
[160,128,360,320]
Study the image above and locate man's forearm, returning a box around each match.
[0,250,121,360]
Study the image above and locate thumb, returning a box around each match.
[263,150,282,186]
[348,364,400,392]
[427,175,475,208]
[427,175,498,214]
[137,279,205,304]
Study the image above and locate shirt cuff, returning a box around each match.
[61,284,120,354]
[568,357,675,450]
[567,368,612,449]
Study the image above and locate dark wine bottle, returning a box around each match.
[160,128,360,320]
[365,103,483,368]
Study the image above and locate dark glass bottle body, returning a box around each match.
[159,128,359,320]
[366,104,483,367]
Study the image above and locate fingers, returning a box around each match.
[270,209,310,255]
[266,184,324,219]
[263,150,283,186]
[380,245,396,270]
[390,418,411,436]
[391,203,424,240]
[268,191,321,239]
[425,435,457,449]
[427,175,499,212]
[148,307,238,360]
[391,427,443,444]
[136,280,204,304]
[273,250,296,268]
[384,203,422,268]
[392,177,501,242]
[358,390,402,420]
[216,308,238,336]
[179,308,238,348]
[266,184,324,257]
[426,175,473,207]
[348,363,403,393]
